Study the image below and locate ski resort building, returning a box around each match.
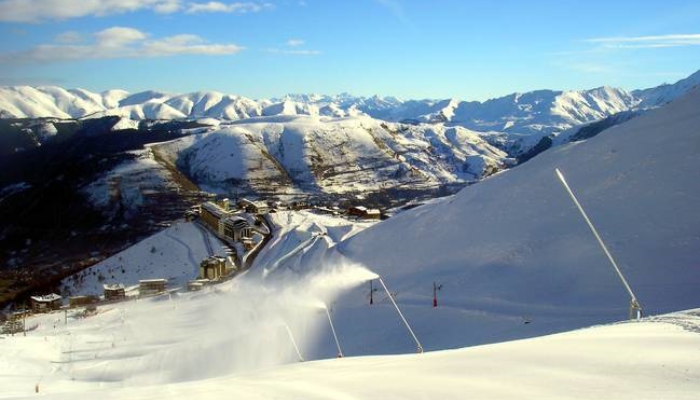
[267,200,285,211]
[347,206,381,219]
[222,216,252,242]
[200,202,229,233]
[29,294,62,312]
[238,198,269,214]
[218,198,231,211]
[103,284,126,301]
[315,206,341,216]
[187,279,209,291]
[68,295,98,308]
[289,200,305,210]
[139,279,167,296]
[199,201,260,246]
[199,256,227,280]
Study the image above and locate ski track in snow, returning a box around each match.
[163,227,200,268]
[193,222,214,257]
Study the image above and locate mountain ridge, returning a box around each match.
[2,69,698,136]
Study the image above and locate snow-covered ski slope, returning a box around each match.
[336,86,700,325]
[60,222,228,296]
[251,211,375,280]
[3,302,699,399]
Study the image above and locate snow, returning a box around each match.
[252,210,374,279]
[110,117,139,131]
[1,289,699,399]
[152,115,509,195]
[35,122,58,140]
[2,69,698,137]
[4,83,700,398]
[3,67,700,400]
[0,181,31,200]
[60,222,228,296]
[634,69,700,108]
[29,293,61,302]
[82,149,175,217]
[334,86,700,333]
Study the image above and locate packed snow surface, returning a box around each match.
[2,298,699,399]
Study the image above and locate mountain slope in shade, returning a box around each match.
[336,86,700,323]
[151,115,510,196]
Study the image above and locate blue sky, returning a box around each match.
[1,0,699,100]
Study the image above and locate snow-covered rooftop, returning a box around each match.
[201,201,229,218]
[138,279,167,284]
[29,293,62,302]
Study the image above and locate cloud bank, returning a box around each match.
[585,34,700,49]
[0,0,273,22]
[0,27,244,62]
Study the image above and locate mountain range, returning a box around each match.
[2,69,698,137]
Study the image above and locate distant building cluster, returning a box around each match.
[3,194,385,329]
[189,196,383,223]
[193,198,267,248]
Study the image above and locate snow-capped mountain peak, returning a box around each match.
[1,70,698,137]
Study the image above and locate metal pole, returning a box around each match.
[324,305,344,358]
[433,282,438,308]
[555,168,642,319]
[378,277,424,353]
[283,323,304,362]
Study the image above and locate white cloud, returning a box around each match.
[0,26,244,63]
[96,27,148,47]
[0,0,181,22]
[142,34,243,56]
[286,39,304,47]
[585,34,700,49]
[0,0,272,22]
[264,47,320,56]
[263,38,319,55]
[186,1,273,14]
[154,0,182,13]
[54,31,83,44]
